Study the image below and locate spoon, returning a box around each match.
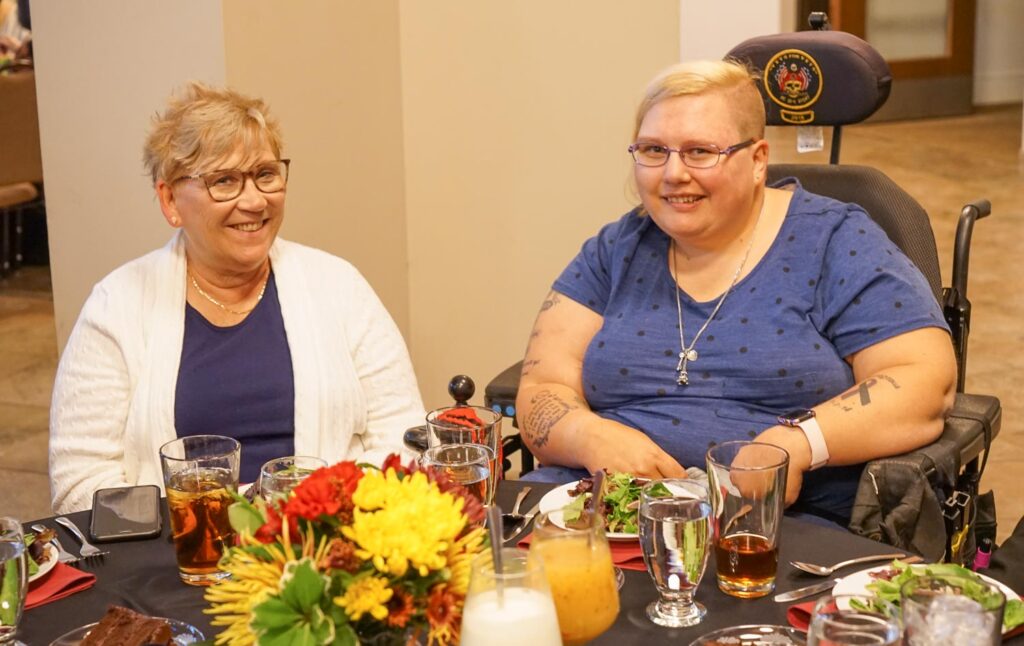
[501,486,532,539]
[790,552,914,576]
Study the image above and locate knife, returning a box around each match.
[773,578,841,603]
[504,501,542,544]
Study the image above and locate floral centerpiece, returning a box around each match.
[204,454,487,645]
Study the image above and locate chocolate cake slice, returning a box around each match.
[80,605,173,646]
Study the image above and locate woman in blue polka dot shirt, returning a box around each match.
[515,60,956,523]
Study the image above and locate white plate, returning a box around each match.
[537,478,706,541]
[48,618,205,645]
[29,543,57,583]
[833,565,1019,634]
[537,481,638,541]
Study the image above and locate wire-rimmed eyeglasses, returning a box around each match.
[176,159,291,202]
[628,139,755,169]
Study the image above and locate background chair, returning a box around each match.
[0,68,44,277]
[479,18,1002,564]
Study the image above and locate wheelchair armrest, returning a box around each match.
[485,360,523,418]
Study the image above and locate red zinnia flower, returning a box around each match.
[254,504,298,544]
[285,462,364,521]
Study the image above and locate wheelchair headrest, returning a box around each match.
[726,30,891,127]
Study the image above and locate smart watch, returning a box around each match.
[777,409,829,470]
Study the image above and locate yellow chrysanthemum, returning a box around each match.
[445,526,486,596]
[343,469,467,577]
[205,530,325,646]
[334,575,394,621]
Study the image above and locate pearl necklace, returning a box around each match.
[672,199,764,385]
[188,267,269,316]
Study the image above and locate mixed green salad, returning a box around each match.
[562,472,670,534]
[859,560,1023,632]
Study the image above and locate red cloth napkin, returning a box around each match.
[26,562,96,610]
[517,532,647,571]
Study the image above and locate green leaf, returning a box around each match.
[252,596,302,631]
[279,559,329,614]
[1005,598,1024,631]
[229,498,267,535]
[332,623,358,646]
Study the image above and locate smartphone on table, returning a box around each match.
[89,484,162,542]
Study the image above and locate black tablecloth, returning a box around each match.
[20,481,1023,644]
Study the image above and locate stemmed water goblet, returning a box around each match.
[419,443,493,505]
[638,478,712,628]
[258,455,328,503]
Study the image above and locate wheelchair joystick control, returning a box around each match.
[448,374,476,405]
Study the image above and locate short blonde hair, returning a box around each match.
[142,82,284,185]
[632,59,766,142]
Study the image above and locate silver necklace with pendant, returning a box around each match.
[672,198,764,385]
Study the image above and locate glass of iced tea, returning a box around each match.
[159,435,240,586]
[528,509,620,644]
[259,455,327,504]
[426,405,502,497]
[419,444,492,504]
[706,441,788,599]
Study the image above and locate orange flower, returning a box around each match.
[386,588,415,628]
[320,538,362,574]
[425,585,462,645]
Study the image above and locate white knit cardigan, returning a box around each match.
[49,233,424,513]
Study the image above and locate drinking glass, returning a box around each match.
[706,441,788,598]
[0,518,27,645]
[159,435,240,586]
[426,405,502,497]
[461,547,562,646]
[528,510,619,644]
[901,575,1005,645]
[419,443,492,505]
[638,478,712,628]
[259,455,327,503]
[807,594,901,645]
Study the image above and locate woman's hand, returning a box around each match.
[751,424,812,506]
[580,418,687,479]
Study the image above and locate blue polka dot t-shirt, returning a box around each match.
[552,180,948,471]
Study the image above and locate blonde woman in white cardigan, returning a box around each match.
[49,83,424,514]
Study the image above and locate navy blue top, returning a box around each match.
[175,271,295,483]
[551,180,947,514]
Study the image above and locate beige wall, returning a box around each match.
[221,0,411,332]
[32,1,226,347]
[399,1,681,407]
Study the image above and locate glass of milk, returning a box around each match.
[460,547,562,646]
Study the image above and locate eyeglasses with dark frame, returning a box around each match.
[627,139,756,169]
[176,159,291,202]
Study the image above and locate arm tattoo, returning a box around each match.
[830,374,901,412]
[523,389,581,449]
[539,291,562,312]
[521,359,541,377]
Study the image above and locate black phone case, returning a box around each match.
[89,485,163,542]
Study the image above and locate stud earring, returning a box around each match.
[171,217,180,225]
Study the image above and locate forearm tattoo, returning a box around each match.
[830,374,901,412]
[521,359,541,377]
[523,389,580,448]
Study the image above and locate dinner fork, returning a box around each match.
[55,516,110,560]
[30,523,79,564]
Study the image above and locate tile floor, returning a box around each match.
[0,105,1021,542]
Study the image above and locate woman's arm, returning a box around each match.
[49,290,134,513]
[516,290,687,478]
[755,326,957,504]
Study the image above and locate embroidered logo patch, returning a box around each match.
[764,49,823,124]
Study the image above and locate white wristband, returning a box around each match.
[796,416,830,470]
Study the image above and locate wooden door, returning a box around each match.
[798,0,976,120]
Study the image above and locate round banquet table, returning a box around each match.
[19,480,1024,645]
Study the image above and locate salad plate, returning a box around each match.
[48,618,205,645]
[537,481,638,541]
[538,474,706,541]
[833,564,1020,634]
[29,542,57,583]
